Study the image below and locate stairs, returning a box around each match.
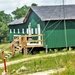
[14,45,22,53]
[5,52,12,59]
[5,45,22,59]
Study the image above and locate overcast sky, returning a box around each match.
[0,0,75,14]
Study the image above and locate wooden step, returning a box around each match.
[15,48,22,53]
[5,52,12,59]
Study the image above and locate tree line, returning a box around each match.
[0,3,37,43]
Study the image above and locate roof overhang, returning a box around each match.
[23,8,32,23]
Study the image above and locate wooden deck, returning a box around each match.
[22,34,43,48]
[10,34,44,55]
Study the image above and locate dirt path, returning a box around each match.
[28,68,65,75]
[0,51,75,68]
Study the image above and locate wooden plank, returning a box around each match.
[42,34,43,46]
[26,40,43,43]
[26,34,43,37]
[26,45,43,48]
[15,47,22,53]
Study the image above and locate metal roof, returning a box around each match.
[31,5,75,21]
[9,5,75,25]
[8,17,24,25]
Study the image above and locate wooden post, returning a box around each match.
[24,48,27,55]
[11,43,15,57]
[1,51,4,61]
[42,34,44,46]
[21,36,25,48]
[69,47,72,51]
[46,45,48,53]
[21,36,27,55]
[37,24,41,44]
[4,58,7,72]
[24,36,27,55]
[2,58,7,75]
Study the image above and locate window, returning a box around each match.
[13,29,15,33]
[10,29,12,33]
[22,28,24,34]
[18,29,20,34]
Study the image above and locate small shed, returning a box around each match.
[8,5,75,49]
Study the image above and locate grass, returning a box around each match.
[0,42,10,49]
[51,60,75,75]
[0,53,75,75]
[0,43,75,75]
[0,42,10,56]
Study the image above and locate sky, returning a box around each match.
[0,0,75,14]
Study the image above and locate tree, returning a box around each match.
[0,11,12,24]
[0,11,12,43]
[31,3,38,6]
[12,5,29,19]
[0,22,9,43]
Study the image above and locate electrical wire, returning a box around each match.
[42,6,59,33]
[44,20,62,41]
[46,20,59,30]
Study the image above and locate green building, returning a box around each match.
[8,5,75,49]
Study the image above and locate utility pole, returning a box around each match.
[62,0,68,49]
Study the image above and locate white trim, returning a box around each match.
[22,28,24,34]
[10,29,12,33]
[37,24,41,44]
[18,29,20,34]
[35,28,37,34]
[26,28,28,34]
[13,29,15,33]
[28,24,31,35]
[31,28,33,34]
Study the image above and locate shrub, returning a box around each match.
[62,48,67,52]
[54,49,58,53]
[49,49,53,53]
[39,51,45,54]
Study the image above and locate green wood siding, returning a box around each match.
[9,23,27,42]
[9,10,75,48]
[9,11,45,42]
[44,20,75,48]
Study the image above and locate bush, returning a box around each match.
[62,48,67,52]
[49,49,53,53]
[54,49,58,53]
[39,51,45,54]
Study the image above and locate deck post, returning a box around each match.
[21,36,27,55]
[21,36,25,48]
[24,47,27,55]
[28,23,31,35]
[69,47,72,51]
[46,45,48,53]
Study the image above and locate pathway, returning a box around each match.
[28,68,65,75]
[0,51,75,68]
